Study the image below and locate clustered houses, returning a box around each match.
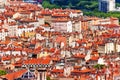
[0,1,120,80]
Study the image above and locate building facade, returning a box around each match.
[51,20,72,33]
[99,0,115,12]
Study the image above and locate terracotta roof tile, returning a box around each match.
[55,36,67,47]
[74,53,86,58]
[5,69,27,80]
[2,56,12,61]
[51,69,63,73]
[80,68,92,73]
[0,41,10,45]
[90,56,99,61]
[24,58,51,65]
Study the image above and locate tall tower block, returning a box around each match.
[99,0,115,12]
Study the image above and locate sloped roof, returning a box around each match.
[5,69,27,80]
[23,58,51,65]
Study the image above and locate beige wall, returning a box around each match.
[44,16,52,24]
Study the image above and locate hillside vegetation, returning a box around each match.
[42,0,120,20]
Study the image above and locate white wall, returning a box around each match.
[105,43,114,53]
[67,21,72,32]
[52,22,68,32]
[109,0,115,11]
[116,44,120,52]
[0,31,8,40]
[17,27,35,36]
[5,51,27,56]
[8,25,18,36]
[38,18,45,25]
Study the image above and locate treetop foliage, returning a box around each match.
[42,0,120,20]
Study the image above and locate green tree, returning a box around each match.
[42,1,60,9]
[116,3,120,7]
[0,70,7,76]
[94,64,105,70]
[41,0,120,21]
[42,1,50,8]
[47,76,51,80]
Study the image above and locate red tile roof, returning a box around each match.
[2,56,12,61]
[0,41,10,45]
[52,13,69,17]
[80,68,92,73]
[90,56,99,61]
[5,69,27,80]
[73,53,86,58]
[52,18,70,22]
[55,36,67,47]
[24,58,51,65]
[51,69,63,73]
